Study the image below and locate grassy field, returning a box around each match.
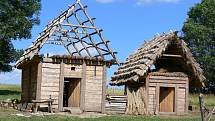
[0,84,214,121]
[0,110,203,121]
[189,94,215,108]
[0,85,21,100]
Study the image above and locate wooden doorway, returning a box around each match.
[159,87,175,112]
[63,78,81,107]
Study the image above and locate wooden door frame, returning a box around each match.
[61,77,82,108]
[157,86,177,115]
[59,62,86,112]
[159,87,175,113]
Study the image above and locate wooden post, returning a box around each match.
[58,62,64,111]
[155,84,160,115]
[199,94,205,121]
[175,86,178,115]
[36,62,42,100]
[80,61,86,112]
[145,76,149,115]
[101,64,107,113]
[185,79,189,113]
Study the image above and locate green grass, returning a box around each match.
[106,88,124,95]
[189,94,215,109]
[0,84,21,100]
[0,114,204,121]
[0,85,215,121]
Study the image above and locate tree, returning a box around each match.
[182,0,215,93]
[0,0,41,72]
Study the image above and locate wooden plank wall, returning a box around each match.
[40,63,61,109]
[30,63,38,100]
[21,66,30,101]
[64,64,83,78]
[147,75,188,115]
[177,88,186,113]
[148,86,156,114]
[84,65,103,112]
[21,63,38,102]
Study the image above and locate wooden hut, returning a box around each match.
[111,32,205,115]
[16,0,118,113]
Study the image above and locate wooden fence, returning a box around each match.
[105,95,127,114]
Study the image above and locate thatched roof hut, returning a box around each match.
[111,31,205,115]
[112,31,205,87]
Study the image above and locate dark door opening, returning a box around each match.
[63,78,81,107]
[159,87,175,112]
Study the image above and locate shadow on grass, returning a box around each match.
[0,90,20,95]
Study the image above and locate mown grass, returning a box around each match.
[0,85,214,121]
[0,115,203,121]
[0,84,21,100]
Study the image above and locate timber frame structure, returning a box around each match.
[111,32,205,115]
[16,0,118,113]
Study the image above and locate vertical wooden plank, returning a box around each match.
[28,64,32,101]
[36,62,42,100]
[185,78,189,113]
[159,87,175,112]
[58,62,64,111]
[175,86,178,115]
[68,79,81,107]
[80,61,86,111]
[155,84,160,115]
[145,75,149,114]
[101,64,107,113]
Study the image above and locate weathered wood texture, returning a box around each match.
[21,62,38,102]
[84,65,104,112]
[159,87,175,112]
[68,79,81,107]
[64,64,83,78]
[21,57,108,113]
[146,73,189,115]
[39,63,60,109]
[126,84,147,115]
[16,0,118,68]
[105,95,127,114]
[111,32,205,87]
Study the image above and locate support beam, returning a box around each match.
[80,61,87,111]
[60,23,96,29]
[162,54,183,58]
[101,64,107,113]
[36,62,42,100]
[58,62,65,111]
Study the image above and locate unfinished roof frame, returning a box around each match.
[16,0,118,67]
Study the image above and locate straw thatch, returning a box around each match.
[111,31,205,87]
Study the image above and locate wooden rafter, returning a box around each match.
[16,0,118,66]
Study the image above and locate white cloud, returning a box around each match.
[0,69,21,84]
[96,0,116,4]
[136,0,180,5]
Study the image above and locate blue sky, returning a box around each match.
[0,0,201,84]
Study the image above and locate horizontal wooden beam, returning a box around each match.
[162,54,183,58]
[60,23,96,29]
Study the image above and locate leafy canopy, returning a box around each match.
[0,0,41,72]
[182,0,215,92]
